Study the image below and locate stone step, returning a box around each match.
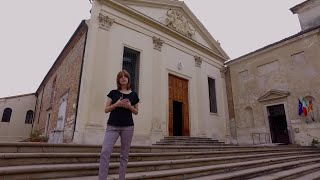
[162,138,219,141]
[164,136,213,140]
[292,169,320,180]
[155,142,226,146]
[187,157,320,180]
[247,163,320,180]
[1,142,315,153]
[2,153,320,179]
[55,155,320,180]
[1,150,318,167]
[159,139,220,143]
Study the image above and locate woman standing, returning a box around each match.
[99,70,140,180]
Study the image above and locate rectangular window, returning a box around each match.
[122,47,140,93]
[45,112,51,136]
[208,77,217,113]
[50,77,57,105]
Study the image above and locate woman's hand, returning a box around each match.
[114,98,124,107]
[121,99,138,115]
[105,97,123,113]
[121,99,131,109]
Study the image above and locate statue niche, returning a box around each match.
[164,9,195,39]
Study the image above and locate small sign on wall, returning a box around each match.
[177,62,183,70]
[291,119,301,124]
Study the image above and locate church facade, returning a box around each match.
[225,0,320,146]
[73,0,230,145]
[28,0,231,145]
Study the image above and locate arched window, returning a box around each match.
[245,107,255,128]
[1,108,12,123]
[25,110,34,124]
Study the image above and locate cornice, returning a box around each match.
[225,27,320,66]
[290,0,320,14]
[258,89,290,102]
[103,0,229,62]
[115,0,182,9]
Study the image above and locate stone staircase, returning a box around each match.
[153,136,227,146]
[0,137,320,180]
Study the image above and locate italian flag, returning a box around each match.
[302,97,308,116]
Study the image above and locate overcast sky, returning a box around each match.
[0,0,305,98]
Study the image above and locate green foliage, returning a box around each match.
[29,130,49,142]
[311,139,319,147]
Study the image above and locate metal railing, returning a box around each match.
[251,133,271,145]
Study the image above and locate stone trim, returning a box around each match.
[152,36,164,51]
[99,0,228,62]
[258,89,290,102]
[194,56,202,68]
[99,13,115,31]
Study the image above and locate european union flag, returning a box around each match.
[298,98,303,116]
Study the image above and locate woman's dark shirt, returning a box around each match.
[107,90,140,126]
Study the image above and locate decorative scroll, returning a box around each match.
[194,56,202,68]
[164,9,195,39]
[99,13,114,31]
[152,36,164,51]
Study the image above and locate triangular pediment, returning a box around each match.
[114,0,229,60]
[258,89,290,102]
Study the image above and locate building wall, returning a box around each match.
[227,29,320,146]
[74,0,229,145]
[296,1,320,30]
[0,94,36,142]
[33,24,87,143]
[298,5,320,30]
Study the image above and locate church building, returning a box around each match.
[30,0,230,145]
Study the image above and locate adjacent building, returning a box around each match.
[0,93,36,142]
[225,0,320,146]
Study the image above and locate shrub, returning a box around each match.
[311,139,319,147]
[29,130,49,142]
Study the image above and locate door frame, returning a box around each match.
[263,102,293,144]
[57,92,69,131]
[168,73,190,136]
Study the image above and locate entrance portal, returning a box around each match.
[173,101,183,136]
[168,74,189,136]
[267,104,290,144]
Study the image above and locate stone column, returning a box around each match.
[150,36,164,143]
[73,6,115,144]
[194,56,206,137]
[84,13,115,144]
[220,66,233,144]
